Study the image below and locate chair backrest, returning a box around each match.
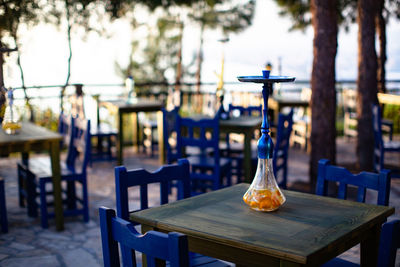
[66,117,91,175]
[273,109,294,189]
[99,207,189,267]
[372,104,385,172]
[176,114,220,157]
[162,107,180,164]
[58,113,73,147]
[228,104,262,117]
[378,219,400,267]
[316,159,391,206]
[115,159,191,221]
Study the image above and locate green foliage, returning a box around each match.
[383,104,400,134]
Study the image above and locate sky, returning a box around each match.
[3,0,400,91]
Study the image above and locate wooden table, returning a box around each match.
[131,184,394,267]
[220,117,261,183]
[0,122,64,231]
[378,92,400,105]
[269,97,309,124]
[101,99,164,165]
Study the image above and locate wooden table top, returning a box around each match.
[0,122,62,146]
[131,184,394,265]
[102,98,163,112]
[219,116,262,130]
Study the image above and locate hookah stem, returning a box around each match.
[261,83,271,135]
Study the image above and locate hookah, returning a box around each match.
[238,70,295,211]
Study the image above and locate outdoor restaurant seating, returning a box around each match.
[99,207,190,267]
[224,104,261,180]
[272,109,294,189]
[114,159,230,267]
[316,159,396,265]
[372,104,400,175]
[176,114,231,192]
[316,159,391,206]
[91,95,117,163]
[17,116,91,228]
[162,107,180,164]
[0,177,8,233]
[321,219,400,267]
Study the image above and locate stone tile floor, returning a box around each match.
[0,137,399,266]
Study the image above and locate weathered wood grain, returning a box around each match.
[131,184,393,266]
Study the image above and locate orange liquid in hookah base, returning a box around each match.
[243,188,284,211]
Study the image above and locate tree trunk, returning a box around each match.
[356,0,379,171]
[309,0,338,190]
[376,0,386,93]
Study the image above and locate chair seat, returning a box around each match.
[19,157,82,179]
[383,140,400,151]
[320,257,359,267]
[91,123,117,136]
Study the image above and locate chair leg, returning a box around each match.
[17,165,26,208]
[66,181,77,210]
[81,179,89,222]
[0,179,8,233]
[26,170,38,218]
[39,180,49,229]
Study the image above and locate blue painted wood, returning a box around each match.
[316,159,391,206]
[176,114,231,192]
[163,107,180,164]
[115,158,191,221]
[273,109,294,189]
[0,178,8,233]
[17,116,91,228]
[99,207,190,267]
[372,104,400,175]
[321,220,400,267]
[228,104,262,117]
[317,159,397,266]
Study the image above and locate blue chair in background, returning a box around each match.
[0,177,8,233]
[273,109,294,189]
[321,219,400,267]
[176,115,231,193]
[316,159,391,206]
[17,116,91,228]
[115,159,230,267]
[372,104,400,175]
[317,159,396,266]
[99,207,190,267]
[162,107,180,164]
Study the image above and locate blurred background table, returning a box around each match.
[0,122,64,231]
[101,99,164,165]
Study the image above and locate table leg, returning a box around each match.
[49,140,64,231]
[117,111,123,165]
[132,112,139,153]
[243,130,252,183]
[157,111,165,164]
[360,224,381,267]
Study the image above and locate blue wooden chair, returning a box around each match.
[0,178,8,233]
[316,159,391,206]
[115,159,230,267]
[99,207,190,267]
[372,104,400,175]
[272,109,294,189]
[321,219,400,267]
[17,116,91,228]
[317,159,397,266]
[162,107,180,164]
[91,95,117,163]
[176,115,231,193]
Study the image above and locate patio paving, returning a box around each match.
[0,137,399,266]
